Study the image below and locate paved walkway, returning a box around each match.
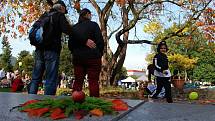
[0,92,215,121]
[119,102,215,121]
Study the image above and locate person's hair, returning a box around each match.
[78,8,91,23]
[157,40,169,53]
[53,4,62,12]
[147,64,154,74]
[53,0,68,13]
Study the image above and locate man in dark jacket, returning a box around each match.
[68,8,104,97]
[28,0,72,95]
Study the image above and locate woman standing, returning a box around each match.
[68,8,104,97]
[152,41,173,103]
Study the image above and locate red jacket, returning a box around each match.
[11,78,24,92]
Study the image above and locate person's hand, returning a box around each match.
[86,39,96,49]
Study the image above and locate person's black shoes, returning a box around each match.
[151,95,173,103]
[151,95,158,99]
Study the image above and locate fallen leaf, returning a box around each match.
[50,108,66,120]
[27,108,49,117]
[20,100,40,106]
[89,109,103,117]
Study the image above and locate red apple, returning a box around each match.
[72,91,85,103]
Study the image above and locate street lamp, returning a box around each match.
[18,62,22,76]
[18,62,22,67]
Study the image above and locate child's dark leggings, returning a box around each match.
[153,77,172,101]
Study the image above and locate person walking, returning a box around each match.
[151,41,173,103]
[0,68,6,80]
[68,8,104,97]
[28,0,73,95]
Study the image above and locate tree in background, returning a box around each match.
[0,54,2,67]
[1,35,13,71]
[15,50,34,76]
[146,21,214,82]
[165,27,215,82]
[192,49,215,82]
[168,53,197,81]
[115,67,127,84]
[59,42,73,77]
[12,44,74,78]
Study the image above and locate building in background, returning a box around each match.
[127,69,146,77]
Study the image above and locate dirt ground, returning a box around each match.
[101,88,215,105]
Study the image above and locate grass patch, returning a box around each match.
[0,88,11,92]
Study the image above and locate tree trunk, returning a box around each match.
[99,20,111,86]
[185,70,187,82]
[110,7,129,86]
[91,1,145,87]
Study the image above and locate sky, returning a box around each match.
[121,44,151,70]
[0,37,152,70]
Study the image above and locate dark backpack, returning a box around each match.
[29,11,57,47]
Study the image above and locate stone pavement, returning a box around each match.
[0,92,215,121]
[119,102,215,121]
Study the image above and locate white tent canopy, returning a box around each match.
[121,77,136,82]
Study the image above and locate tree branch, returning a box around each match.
[89,0,101,14]
[102,0,115,22]
[127,40,157,45]
[104,4,114,23]
[108,22,123,40]
[161,0,212,42]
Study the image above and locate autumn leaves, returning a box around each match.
[16,97,129,120]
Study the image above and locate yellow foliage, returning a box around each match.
[56,88,71,96]
[168,53,197,70]
[171,23,180,32]
[143,20,163,34]
[182,27,189,33]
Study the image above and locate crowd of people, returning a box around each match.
[0,68,75,93]
[0,68,31,92]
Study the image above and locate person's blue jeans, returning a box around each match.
[28,50,60,95]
